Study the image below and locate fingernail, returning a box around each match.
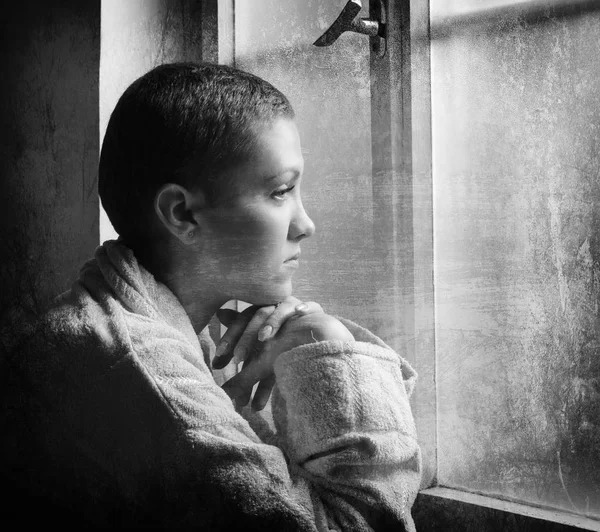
[258,325,273,342]
[233,346,247,364]
[295,303,309,313]
[215,341,228,359]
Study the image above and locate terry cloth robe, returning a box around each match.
[0,240,421,531]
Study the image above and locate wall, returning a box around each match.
[0,1,100,320]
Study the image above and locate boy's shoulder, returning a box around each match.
[1,281,132,392]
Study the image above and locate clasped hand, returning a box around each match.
[212,297,354,411]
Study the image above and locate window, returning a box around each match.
[430,0,600,526]
[233,0,600,528]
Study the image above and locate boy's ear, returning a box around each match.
[154,183,207,244]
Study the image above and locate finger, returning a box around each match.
[237,374,255,408]
[212,306,258,369]
[221,352,268,404]
[257,300,324,342]
[222,369,257,404]
[292,300,323,317]
[236,349,260,407]
[251,374,276,411]
[255,298,299,343]
[232,305,275,364]
[215,308,239,328]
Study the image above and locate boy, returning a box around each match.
[1,62,420,531]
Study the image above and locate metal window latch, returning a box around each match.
[313,0,386,56]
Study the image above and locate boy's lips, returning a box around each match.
[284,252,301,262]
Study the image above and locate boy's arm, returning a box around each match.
[209,313,420,530]
[269,315,421,531]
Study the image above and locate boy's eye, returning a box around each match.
[272,185,295,199]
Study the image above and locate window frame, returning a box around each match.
[403,1,600,530]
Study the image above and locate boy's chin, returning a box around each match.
[243,283,293,307]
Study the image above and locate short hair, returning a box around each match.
[99,62,295,246]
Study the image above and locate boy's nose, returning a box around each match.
[290,204,315,241]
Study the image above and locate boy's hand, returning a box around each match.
[220,310,354,411]
[212,296,323,370]
[212,296,321,410]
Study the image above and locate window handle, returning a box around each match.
[313,0,386,48]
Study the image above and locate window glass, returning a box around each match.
[235,1,399,345]
[431,1,600,517]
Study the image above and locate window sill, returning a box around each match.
[413,487,600,532]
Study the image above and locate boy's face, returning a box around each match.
[198,117,315,305]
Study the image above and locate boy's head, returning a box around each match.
[99,62,295,248]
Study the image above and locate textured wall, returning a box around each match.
[0,1,100,318]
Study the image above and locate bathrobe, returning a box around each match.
[0,240,421,531]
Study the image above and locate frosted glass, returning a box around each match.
[432,4,600,517]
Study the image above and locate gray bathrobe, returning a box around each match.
[1,240,421,531]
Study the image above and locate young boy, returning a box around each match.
[1,62,421,531]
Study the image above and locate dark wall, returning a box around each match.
[0,1,100,319]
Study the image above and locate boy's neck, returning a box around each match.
[141,244,225,334]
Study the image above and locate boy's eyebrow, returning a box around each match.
[264,169,301,182]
